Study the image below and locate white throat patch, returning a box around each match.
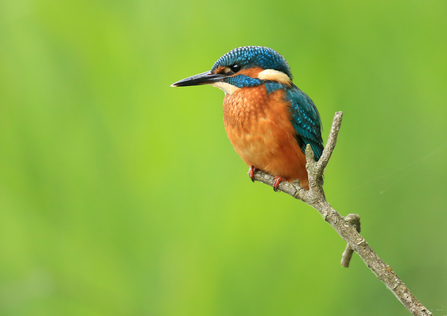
[210,82,239,95]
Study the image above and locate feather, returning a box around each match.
[285,85,324,160]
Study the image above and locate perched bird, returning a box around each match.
[171,46,323,190]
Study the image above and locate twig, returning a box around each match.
[252,111,432,316]
[340,214,361,268]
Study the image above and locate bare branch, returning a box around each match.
[252,111,432,316]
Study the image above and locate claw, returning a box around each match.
[273,176,286,192]
[248,166,257,182]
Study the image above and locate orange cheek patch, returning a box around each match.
[233,67,264,78]
[212,66,227,74]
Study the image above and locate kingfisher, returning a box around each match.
[171,46,323,190]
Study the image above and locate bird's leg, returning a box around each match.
[248,166,258,182]
[273,176,286,192]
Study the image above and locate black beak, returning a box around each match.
[171,71,226,87]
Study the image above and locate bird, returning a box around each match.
[171,46,323,190]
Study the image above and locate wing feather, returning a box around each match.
[285,85,324,160]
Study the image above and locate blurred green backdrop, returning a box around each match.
[1,0,446,315]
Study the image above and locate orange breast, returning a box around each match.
[223,85,309,189]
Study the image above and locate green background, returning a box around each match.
[1,0,446,315]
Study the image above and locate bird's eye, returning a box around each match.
[230,64,241,73]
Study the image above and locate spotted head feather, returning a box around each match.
[211,46,293,79]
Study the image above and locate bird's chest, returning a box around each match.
[223,87,269,130]
[222,87,294,163]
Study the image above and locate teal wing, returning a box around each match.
[285,85,324,160]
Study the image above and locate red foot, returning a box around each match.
[273,176,286,192]
[248,166,258,182]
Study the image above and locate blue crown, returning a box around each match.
[211,46,293,79]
